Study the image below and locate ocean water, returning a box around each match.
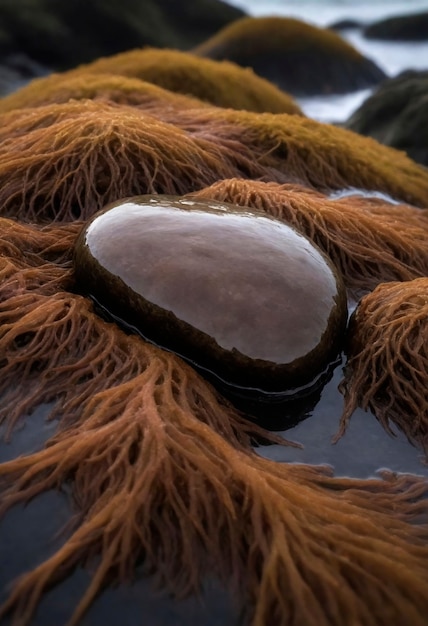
[227,0,428,26]
[227,0,428,121]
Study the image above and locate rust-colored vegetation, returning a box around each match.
[337,278,428,456]
[70,47,304,114]
[0,72,208,114]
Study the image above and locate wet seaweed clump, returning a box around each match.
[0,100,270,223]
[193,16,386,96]
[74,195,347,399]
[0,100,427,227]
[337,277,428,458]
[156,107,428,208]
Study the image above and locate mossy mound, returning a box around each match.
[364,11,428,41]
[0,100,427,224]
[151,106,428,207]
[193,16,386,96]
[338,277,428,457]
[0,72,208,115]
[0,0,245,71]
[72,48,303,114]
[345,70,428,167]
[0,100,271,222]
[190,178,428,297]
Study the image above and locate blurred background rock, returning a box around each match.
[0,0,245,94]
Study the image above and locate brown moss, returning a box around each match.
[152,107,428,207]
[337,278,428,456]
[69,47,304,114]
[193,16,385,95]
[195,16,366,60]
[1,100,427,225]
[0,72,209,114]
[0,100,268,223]
[190,178,428,296]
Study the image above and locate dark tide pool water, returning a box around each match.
[1,351,427,626]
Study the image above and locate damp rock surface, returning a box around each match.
[74,196,347,393]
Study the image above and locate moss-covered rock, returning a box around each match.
[345,70,428,166]
[0,99,427,225]
[0,0,246,71]
[150,106,428,207]
[364,11,428,41]
[0,72,208,114]
[193,16,386,96]
[0,100,273,222]
[71,48,303,114]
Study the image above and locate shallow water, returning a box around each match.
[228,0,428,28]
[1,339,427,626]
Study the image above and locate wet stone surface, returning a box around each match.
[74,195,348,396]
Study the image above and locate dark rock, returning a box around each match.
[364,10,428,41]
[0,0,246,71]
[74,196,347,395]
[328,19,363,31]
[0,53,49,96]
[345,70,428,166]
[193,16,386,96]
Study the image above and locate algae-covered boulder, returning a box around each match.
[345,71,428,166]
[0,100,276,222]
[193,16,386,96]
[0,0,246,71]
[151,106,428,207]
[72,48,303,114]
[1,99,427,226]
[364,11,428,41]
[0,72,208,114]
[338,277,428,455]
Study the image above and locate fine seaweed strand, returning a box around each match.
[190,178,428,297]
[337,277,428,456]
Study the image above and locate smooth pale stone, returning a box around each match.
[74,196,347,393]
